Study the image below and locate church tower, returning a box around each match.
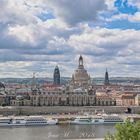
[53,66,60,85]
[104,69,110,85]
[79,55,84,69]
[31,73,37,90]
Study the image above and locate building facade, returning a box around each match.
[28,87,96,106]
[96,95,116,106]
[135,94,140,106]
[116,93,136,106]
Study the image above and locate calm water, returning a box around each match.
[0,125,115,140]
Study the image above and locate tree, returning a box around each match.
[105,120,140,140]
[1,102,6,107]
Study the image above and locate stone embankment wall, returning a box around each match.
[0,106,140,115]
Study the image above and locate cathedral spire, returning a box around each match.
[104,68,110,85]
[31,73,36,89]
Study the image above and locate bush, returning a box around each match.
[1,103,6,107]
[105,120,140,140]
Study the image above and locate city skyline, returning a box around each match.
[0,0,140,78]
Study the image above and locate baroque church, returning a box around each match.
[70,55,91,89]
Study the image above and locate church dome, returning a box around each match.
[71,55,91,88]
[74,69,89,81]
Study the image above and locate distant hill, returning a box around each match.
[0,77,140,85]
[93,77,140,85]
[0,77,71,85]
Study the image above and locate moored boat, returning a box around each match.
[102,114,124,124]
[0,116,58,127]
[70,114,124,125]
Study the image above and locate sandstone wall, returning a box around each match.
[0,106,140,115]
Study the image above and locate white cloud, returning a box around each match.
[67,27,140,77]
[69,27,140,55]
[106,12,140,23]
[8,25,36,45]
[105,0,116,10]
[1,24,140,77]
[128,12,140,22]
[47,0,107,25]
[0,0,139,78]
[0,0,40,25]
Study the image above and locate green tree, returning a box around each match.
[1,102,6,107]
[105,120,140,140]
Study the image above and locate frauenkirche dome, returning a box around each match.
[71,55,91,88]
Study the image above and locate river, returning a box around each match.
[0,124,115,140]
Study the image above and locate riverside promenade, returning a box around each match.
[0,106,140,115]
[0,106,140,124]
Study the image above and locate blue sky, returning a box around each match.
[115,0,138,14]
[0,0,140,78]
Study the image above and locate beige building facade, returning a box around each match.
[135,94,140,106]
[116,93,136,106]
[29,88,96,106]
[96,95,116,106]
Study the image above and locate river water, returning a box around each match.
[0,125,115,140]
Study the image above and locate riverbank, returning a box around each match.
[0,106,140,115]
[0,113,140,125]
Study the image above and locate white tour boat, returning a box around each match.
[25,116,58,126]
[70,114,124,125]
[0,116,58,127]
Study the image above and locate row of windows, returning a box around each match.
[96,101,115,105]
[32,96,95,99]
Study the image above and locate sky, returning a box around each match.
[0,0,140,78]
